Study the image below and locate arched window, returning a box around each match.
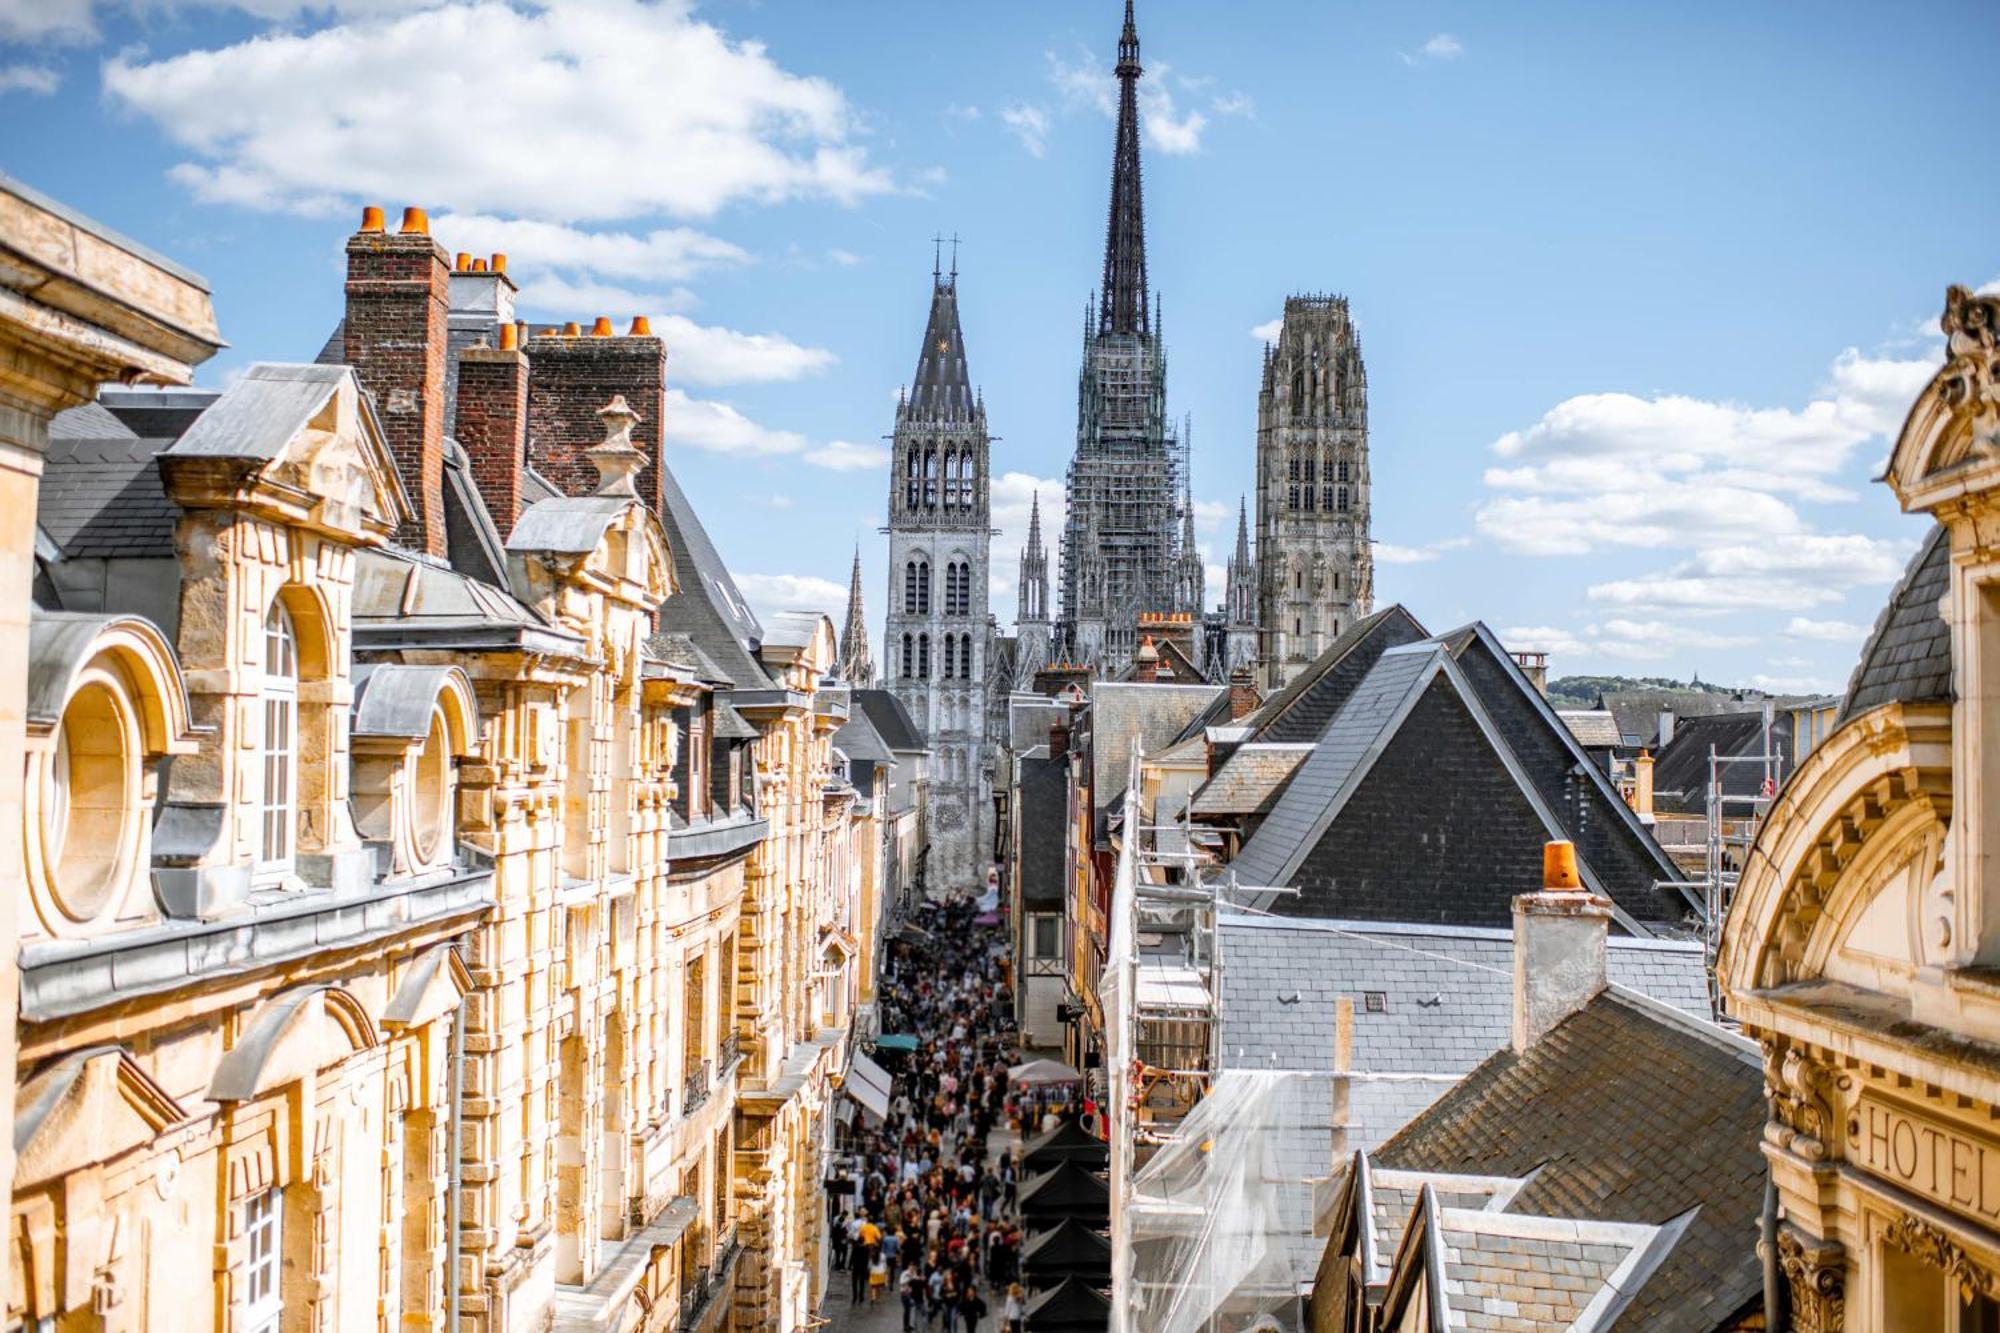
[918,634,931,679]
[923,451,938,507]
[904,561,921,614]
[906,448,919,508]
[941,636,954,679]
[901,634,913,678]
[961,634,974,679]
[917,561,931,614]
[957,454,974,508]
[259,603,298,878]
[1321,484,1335,510]
[1337,486,1350,512]
[1337,459,1350,484]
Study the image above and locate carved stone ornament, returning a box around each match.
[1777,1225,1847,1332]
[1884,1213,2000,1306]
[1938,286,2000,429]
[1764,1041,1847,1161]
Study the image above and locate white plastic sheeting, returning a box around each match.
[1125,1069,1316,1333]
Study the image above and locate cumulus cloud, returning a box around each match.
[1401,33,1463,65]
[660,389,805,457]
[1586,533,1913,614]
[648,316,833,387]
[733,571,847,626]
[827,248,862,268]
[437,213,746,284]
[1376,536,1471,565]
[0,0,93,42]
[103,0,894,222]
[1500,619,1751,666]
[1001,104,1051,158]
[0,63,60,93]
[1250,318,1284,343]
[1784,616,1869,643]
[803,440,889,472]
[1046,49,1212,155]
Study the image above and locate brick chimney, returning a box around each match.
[455,323,530,535]
[525,319,667,507]
[1511,840,1610,1052]
[1227,665,1260,721]
[1632,749,1656,824]
[345,205,450,555]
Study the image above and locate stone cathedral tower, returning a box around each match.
[1058,0,1196,675]
[1256,294,1373,689]
[1014,492,1053,686]
[883,255,992,892]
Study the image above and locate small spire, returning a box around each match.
[587,395,646,497]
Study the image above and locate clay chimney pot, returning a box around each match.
[399,206,430,235]
[591,316,614,337]
[562,321,582,337]
[359,205,386,233]
[491,253,508,273]
[471,257,488,272]
[1542,840,1581,892]
[629,316,652,336]
[498,323,519,351]
[455,252,472,271]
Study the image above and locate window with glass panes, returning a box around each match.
[240,1189,283,1333]
[259,605,298,877]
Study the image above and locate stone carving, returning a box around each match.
[1763,1041,1846,1161]
[1939,286,2000,427]
[1777,1225,1846,1332]
[1884,1214,2000,1304]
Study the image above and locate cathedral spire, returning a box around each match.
[1234,496,1251,566]
[908,248,974,421]
[838,544,872,686]
[1098,0,1150,337]
[1026,490,1044,555]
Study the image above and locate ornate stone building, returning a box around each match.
[1014,494,1054,688]
[1057,0,1200,676]
[1721,284,2000,1330]
[3,191,890,1333]
[1255,294,1373,690]
[882,257,992,893]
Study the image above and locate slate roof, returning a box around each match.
[1375,989,1768,1332]
[1557,708,1622,749]
[97,387,220,439]
[1243,605,1429,744]
[1597,688,1745,749]
[1189,742,1312,819]
[1088,682,1225,809]
[1650,712,1790,815]
[49,401,136,440]
[164,363,350,460]
[1215,913,1712,1079]
[653,461,770,689]
[831,710,894,764]
[1427,1206,1664,1332]
[1008,695,1069,753]
[854,689,926,751]
[647,632,734,687]
[1841,521,1953,722]
[1018,754,1069,908]
[38,436,180,559]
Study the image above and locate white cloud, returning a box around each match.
[1046,49,1213,155]
[437,213,746,283]
[0,0,93,42]
[803,440,889,472]
[945,103,981,121]
[1784,616,1869,643]
[991,471,1065,626]
[649,315,833,387]
[1001,103,1051,158]
[1500,619,1751,667]
[1749,671,1840,694]
[827,247,862,268]
[1500,624,1591,658]
[0,63,60,94]
[733,571,847,626]
[1250,318,1283,343]
[1401,32,1463,65]
[661,389,804,457]
[1376,536,1471,565]
[1209,90,1254,117]
[103,0,894,222]
[1586,533,1913,615]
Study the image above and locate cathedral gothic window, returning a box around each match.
[923,451,938,507]
[1337,459,1350,483]
[904,560,931,614]
[1338,485,1350,512]
[900,635,913,679]
[918,634,931,679]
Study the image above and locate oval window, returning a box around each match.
[411,708,453,866]
[44,679,139,922]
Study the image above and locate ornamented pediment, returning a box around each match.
[381,944,473,1032]
[1886,286,2000,516]
[13,1047,185,1188]
[208,985,380,1103]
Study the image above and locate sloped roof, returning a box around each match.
[1020,1160,1110,1219]
[831,709,894,764]
[1650,712,1783,809]
[1008,695,1069,753]
[38,436,179,558]
[164,363,348,460]
[1243,605,1429,743]
[1427,1205,1667,1332]
[1019,754,1069,908]
[1021,1117,1110,1169]
[1089,681,1225,809]
[1557,708,1622,748]
[1022,1277,1111,1327]
[1841,521,1952,722]
[854,689,926,752]
[1598,688,1744,747]
[352,546,582,655]
[1376,989,1767,1332]
[654,461,770,689]
[1189,743,1312,819]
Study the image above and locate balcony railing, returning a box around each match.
[683,1059,711,1116]
[678,1233,741,1332]
[719,1031,742,1071]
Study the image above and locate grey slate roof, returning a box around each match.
[1243,605,1429,744]
[831,710,894,764]
[1557,708,1622,749]
[1008,696,1069,753]
[648,632,735,687]
[352,546,582,655]
[654,462,770,689]
[1598,688,1744,748]
[49,401,136,440]
[98,387,220,439]
[1841,522,1952,722]
[1375,989,1767,1332]
[854,689,926,751]
[38,436,180,558]
[1651,711,1791,815]
[1225,643,1439,890]
[1215,913,1711,1079]
[1089,681,1225,809]
[1189,742,1312,818]
[163,363,350,461]
[505,495,632,554]
[1018,754,1069,908]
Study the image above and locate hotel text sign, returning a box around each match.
[1854,1093,2000,1222]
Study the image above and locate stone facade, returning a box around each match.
[882,263,992,894]
[1255,294,1373,690]
[1720,285,2000,1330]
[4,193,895,1333]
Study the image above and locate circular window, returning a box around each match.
[42,678,140,923]
[410,708,453,866]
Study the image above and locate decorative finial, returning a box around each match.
[588,395,647,498]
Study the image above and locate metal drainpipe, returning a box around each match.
[448,991,467,1333]
[1761,1175,1783,1330]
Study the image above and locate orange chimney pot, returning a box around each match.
[471,257,488,272]
[359,205,385,233]
[454,252,472,271]
[1542,840,1581,892]
[399,206,430,236]
[591,316,614,337]
[498,323,519,351]
[629,316,652,336]
[491,253,508,273]
[562,322,582,337]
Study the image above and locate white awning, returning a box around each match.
[846,1051,893,1122]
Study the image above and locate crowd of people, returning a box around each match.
[831,893,1031,1333]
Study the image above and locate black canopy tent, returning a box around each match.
[1024,1276,1112,1332]
[1019,1160,1110,1226]
[1021,1217,1112,1289]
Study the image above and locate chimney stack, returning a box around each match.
[1632,750,1655,824]
[1227,665,1260,721]
[345,204,450,555]
[1510,840,1610,1053]
[526,323,668,508]
[455,332,530,537]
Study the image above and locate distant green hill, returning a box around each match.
[1544,674,1755,710]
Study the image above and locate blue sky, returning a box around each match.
[5,0,1997,692]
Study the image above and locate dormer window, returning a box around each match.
[258,603,299,879]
